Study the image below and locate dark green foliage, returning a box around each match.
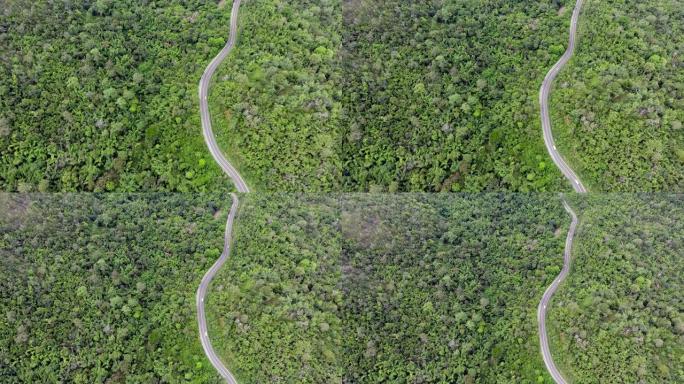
[206,193,570,383]
[1,0,682,192]
[551,0,684,191]
[339,194,568,383]
[0,193,229,383]
[209,0,343,191]
[0,1,234,192]
[206,194,344,383]
[548,194,684,383]
[339,1,573,192]
[205,0,578,192]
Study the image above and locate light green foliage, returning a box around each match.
[551,0,684,191]
[206,194,344,383]
[0,194,228,382]
[0,1,233,192]
[210,0,343,191]
[548,194,684,383]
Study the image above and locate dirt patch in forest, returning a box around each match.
[440,171,462,192]
[213,209,224,219]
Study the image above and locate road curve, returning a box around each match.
[196,193,241,384]
[197,0,249,381]
[199,0,250,193]
[538,199,579,384]
[538,1,588,382]
[539,0,587,194]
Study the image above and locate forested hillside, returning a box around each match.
[205,194,344,383]
[2,0,681,192]
[548,194,683,383]
[0,1,234,192]
[210,0,343,191]
[206,193,570,383]
[212,0,577,192]
[550,0,684,191]
[339,194,568,382]
[0,193,229,383]
[339,0,573,192]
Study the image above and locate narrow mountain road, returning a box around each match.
[199,0,250,194]
[540,0,587,194]
[196,193,241,384]
[197,0,250,382]
[538,1,588,383]
[198,0,589,382]
[538,199,579,384]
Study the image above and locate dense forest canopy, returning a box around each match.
[0,0,575,193]
[210,0,343,191]
[548,194,683,383]
[0,193,228,383]
[551,0,684,191]
[2,0,681,192]
[213,0,575,192]
[339,194,568,382]
[206,193,570,383]
[0,1,235,192]
[339,0,572,192]
[205,194,344,383]
[2,192,681,383]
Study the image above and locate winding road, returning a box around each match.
[538,199,579,384]
[199,0,250,194]
[538,0,588,383]
[196,193,241,384]
[539,0,587,194]
[197,0,589,382]
[197,0,249,382]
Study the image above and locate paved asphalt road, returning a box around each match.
[196,193,241,384]
[538,1,588,383]
[197,1,249,382]
[196,0,589,383]
[539,0,587,194]
[199,0,250,194]
[538,200,579,384]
